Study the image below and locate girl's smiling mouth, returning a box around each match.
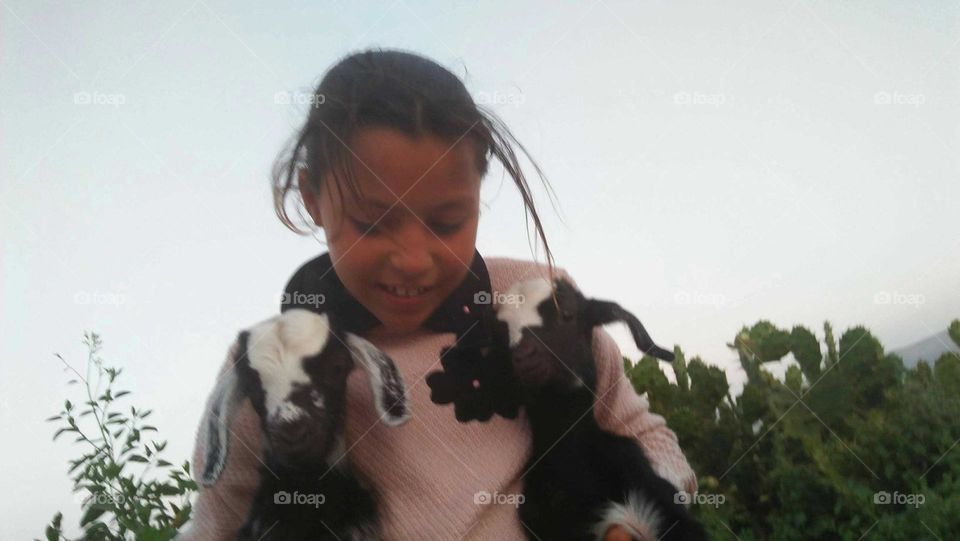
[379,284,434,296]
[378,283,436,306]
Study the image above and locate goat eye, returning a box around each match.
[326,361,345,377]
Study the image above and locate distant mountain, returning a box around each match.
[891,330,960,368]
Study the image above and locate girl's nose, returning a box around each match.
[390,250,432,277]
[389,221,434,275]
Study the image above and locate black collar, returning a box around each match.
[280,250,495,347]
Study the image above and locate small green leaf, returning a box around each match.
[79,505,107,526]
[53,427,77,441]
[158,484,182,496]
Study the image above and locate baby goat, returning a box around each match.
[196,308,409,540]
[496,277,707,541]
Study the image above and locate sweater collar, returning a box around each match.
[280,250,495,346]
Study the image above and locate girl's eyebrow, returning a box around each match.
[360,197,473,212]
[431,197,473,211]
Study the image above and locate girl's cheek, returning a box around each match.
[322,216,353,243]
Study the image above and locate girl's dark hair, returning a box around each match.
[271,48,557,279]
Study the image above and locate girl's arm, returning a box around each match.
[591,324,698,496]
[177,341,262,540]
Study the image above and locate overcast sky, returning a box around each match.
[2,0,958,536]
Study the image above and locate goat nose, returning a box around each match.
[275,422,309,445]
[514,340,537,360]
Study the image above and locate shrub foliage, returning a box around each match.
[40,333,196,541]
[626,319,960,540]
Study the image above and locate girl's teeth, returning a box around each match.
[386,285,428,297]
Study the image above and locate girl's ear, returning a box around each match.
[298,168,324,228]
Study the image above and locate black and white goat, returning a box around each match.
[196,308,409,540]
[496,277,707,541]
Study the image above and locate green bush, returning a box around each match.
[40,333,196,541]
[627,319,960,540]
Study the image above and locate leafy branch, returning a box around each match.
[39,332,196,541]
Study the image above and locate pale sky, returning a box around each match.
[2,0,958,536]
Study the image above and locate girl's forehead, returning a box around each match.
[345,128,481,193]
[331,166,479,214]
[352,194,476,217]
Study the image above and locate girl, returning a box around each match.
[182,49,697,541]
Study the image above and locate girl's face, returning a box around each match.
[301,127,482,337]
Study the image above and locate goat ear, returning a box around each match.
[583,300,675,362]
[198,333,249,486]
[345,333,411,426]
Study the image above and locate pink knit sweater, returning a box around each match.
[178,257,697,540]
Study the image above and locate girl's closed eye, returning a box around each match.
[430,220,465,236]
[349,213,466,237]
[350,216,380,235]
[348,208,395,235]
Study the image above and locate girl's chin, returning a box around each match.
[367,300,430,331]
[370,318,427,338]
[379,304,439,332]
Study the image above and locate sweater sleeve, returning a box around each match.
[176,340,262,540]
[591,325,698,497]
